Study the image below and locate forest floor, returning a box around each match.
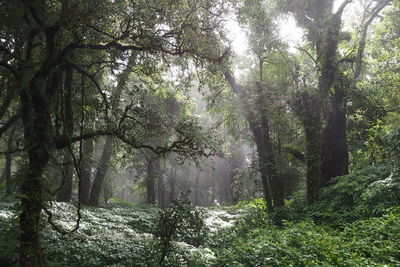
[1,198,399,266]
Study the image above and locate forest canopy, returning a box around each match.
[0,0,399,266]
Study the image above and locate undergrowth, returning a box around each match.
[0,165,399,266]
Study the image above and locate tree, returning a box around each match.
[280,0,391,203]
[218,0,289,210]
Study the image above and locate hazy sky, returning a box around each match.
[226,0,365,56]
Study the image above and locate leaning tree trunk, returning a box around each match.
[223,71,284,211]
[89,136,113,206]
[86,55,133,206]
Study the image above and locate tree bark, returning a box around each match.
[89,136,113,206]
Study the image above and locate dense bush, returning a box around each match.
[269,165,400,226]
[310,165,400,225]
[153,196,210,265]
[0,202,19,266]
[213,208,400,266]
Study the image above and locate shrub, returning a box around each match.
[310,165,400,225]
[214,209,400,266]
[153,195,209,265]
[0,202,19,266]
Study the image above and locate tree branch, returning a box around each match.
[354,0,392,80]
[0,114,20,139]
[335,0,353,17]
[0,61,17,76]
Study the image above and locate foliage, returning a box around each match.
[309,165,400,226]
[233,198,272,229]
[153,195,209,265]
[0,201,213,266]
[213,207,400,266]
[0,202,19,266]
[1,198,399,266]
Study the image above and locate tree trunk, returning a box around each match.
[321,87,348,185]
[194,168,200,206]
[1,125,16,194]
[56,152,74,202]
[168,156,177,204]
[86,56,132,206]
[210,166,216,205]
[298,93,322,205]
[185,164,191,195]
[223,71,284,210]
[103,174,113,203]
[19,70,56,266]
[79,137,94,205]
[146,159,156,205]
[253,135,274,212]
[254,83,284,209]
[89,136,113,206]
[157,159,168,208]
[57,66,74,202]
